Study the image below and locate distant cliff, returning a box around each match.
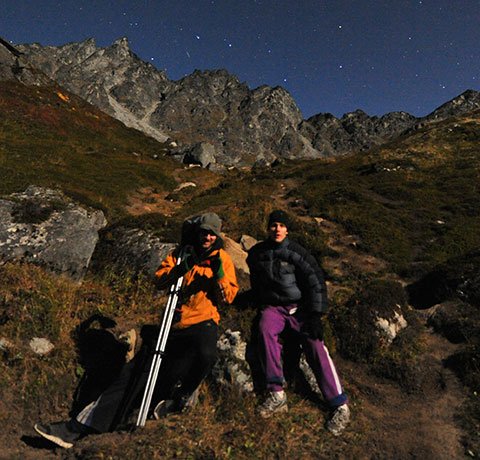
[2,37,479,167]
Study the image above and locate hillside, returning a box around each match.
[0,80,222,221]
[15,38,480,167]
[0,61,479,458]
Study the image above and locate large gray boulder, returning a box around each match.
[96,227,176,277]
[0,186,106,281]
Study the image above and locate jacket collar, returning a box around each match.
[267,236,289,249]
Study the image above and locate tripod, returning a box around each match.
[136,248,185,427]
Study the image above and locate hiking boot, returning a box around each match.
[153,389,199,420]
[34,421,82,448]
[326,404,350,436]
[153,399,177,419]
[257,390,288,418]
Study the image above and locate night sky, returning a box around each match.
[1,0,479,119]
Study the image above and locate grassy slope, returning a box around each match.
[286,111,480,276]
[0,81,178,218]
[1,82,480,457]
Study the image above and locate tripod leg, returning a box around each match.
[136,250,186,427]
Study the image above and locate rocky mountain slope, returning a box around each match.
[0,37,50,85]
[1,38,479,456]
[8,37,480,167]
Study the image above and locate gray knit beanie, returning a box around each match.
[197,213,222,236]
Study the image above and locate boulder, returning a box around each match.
[0,186,106,281]
[239,235,257,252]
[222,235,251,291]
[94,227,176,277]
[375,308,408,344]
[213,329,254,393]
[182,142,217,167]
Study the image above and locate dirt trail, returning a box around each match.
[270,179,468,459]
[341,330,466,459]
[6,176,468,459]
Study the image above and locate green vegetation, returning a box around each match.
[2,80,480,457]
[0,81,177,219]
[329,278,424,390]
[270,113,480,277]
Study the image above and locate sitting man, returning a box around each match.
[246,210,350,436]
[35,212,239,448]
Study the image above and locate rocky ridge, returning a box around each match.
[2,37,480,167]
[0,37,51,86]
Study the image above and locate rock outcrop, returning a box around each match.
[92,227,176,278]
[300,109,418,155]
[15,38,173,143]
[0,37,51,85]
[424,89,480,121]
[0,186,106,281]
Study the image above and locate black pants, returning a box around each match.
[79,320,218,433]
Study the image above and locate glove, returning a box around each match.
[209,254,224,280]
[306,312,324,341]
[179,251,199,274]
[172,307,183,324]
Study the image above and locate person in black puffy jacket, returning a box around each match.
[246,210,350,436]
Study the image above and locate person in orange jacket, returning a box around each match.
[34,213,239,449]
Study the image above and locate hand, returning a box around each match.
[306,312,324,341]
[209,254,224,280]
[179,251,199,274]
[172,307,182,324]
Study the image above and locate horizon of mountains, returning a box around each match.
[2,36,480,168]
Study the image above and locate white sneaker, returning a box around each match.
[257,390,288,418]
[326,404,350,436]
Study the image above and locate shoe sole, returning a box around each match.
[34,424,74,449]
[258,404,289,418]
[153,400,176,420]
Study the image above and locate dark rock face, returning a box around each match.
[0,38,51,85]
[0,186,107,281]
[92,227,176,277]
[407,248,480,309]
[301,109,419,156]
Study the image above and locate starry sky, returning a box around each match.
[1,0,479,119]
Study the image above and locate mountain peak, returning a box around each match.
[9,37,480,166]
[113,37,130,49]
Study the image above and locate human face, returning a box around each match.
[197,229,218,250]
[268,222,288,243]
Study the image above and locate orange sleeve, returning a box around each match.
[154,249,181,290]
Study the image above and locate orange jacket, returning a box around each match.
[155,247,239,329]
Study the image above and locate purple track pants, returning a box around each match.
[258,305,348,407]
